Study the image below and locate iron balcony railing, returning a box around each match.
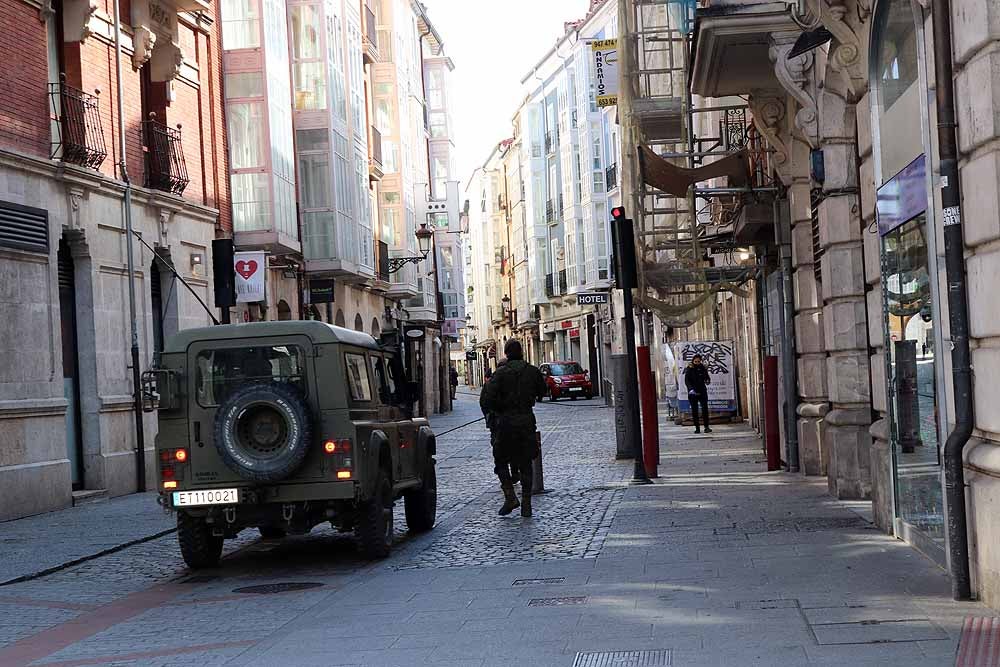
[605,163,618,190]
[48,77,107,170]
[370,126,383,168]
[558,269,567,293]
[142,115,189,195]
[545,273,555,298]
[545,199,556,223]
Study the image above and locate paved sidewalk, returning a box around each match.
[0,492,174,585]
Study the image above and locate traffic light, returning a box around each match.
[610,206,637,290]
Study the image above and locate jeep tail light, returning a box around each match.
[163,481,178,489]
[324,441,337,454]
[326,438,354,478]
[174,449,188,462]
[159,448,188,488]
[336,470,352,479]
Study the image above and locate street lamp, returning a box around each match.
[387,223,434,274]
[501,294,511,316]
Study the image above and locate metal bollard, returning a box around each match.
[532,430,547,494]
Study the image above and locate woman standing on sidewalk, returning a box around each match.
[684,355,712,434]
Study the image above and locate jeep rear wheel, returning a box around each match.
[178,513,223,569]
[357,468,393,559]
[404,457,437,533]
[214,382,312,483]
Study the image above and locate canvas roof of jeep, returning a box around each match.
[163,321,382,353]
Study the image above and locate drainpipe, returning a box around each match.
[932,0,974,601]
[112,0,146,493]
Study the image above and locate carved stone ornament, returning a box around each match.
[812,0,869,99]
[748,94,789,168]
[67,187,86,230]
[132,26,156,69]
[770,36,821,148]
[157,208,174,245]
[38,0,55,22]
[150,41,183,83]
[62,0,99,43]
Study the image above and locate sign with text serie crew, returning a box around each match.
[234,251,266,303]
[674,340,737,414]
[591,39,619,108]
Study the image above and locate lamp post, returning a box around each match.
[387,223,434,274]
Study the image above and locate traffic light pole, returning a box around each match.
[611,207,650,484]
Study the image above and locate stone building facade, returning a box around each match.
[685,0,1000,605]
[0,0,230,519]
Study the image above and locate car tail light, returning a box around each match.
[159,448,188,488]
[163,481,178,489]
[336,470,352,479]
[326,438,354,477]
[174,449,188,462]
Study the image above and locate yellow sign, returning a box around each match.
[591,39,619,108]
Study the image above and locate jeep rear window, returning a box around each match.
[195,345,307,408]
[345,353,373,402]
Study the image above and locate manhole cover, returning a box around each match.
[232,582,324,595]
[572,649,672,666]
[528,596,587,606]
[512,577,565,586]
[181,575,218,584]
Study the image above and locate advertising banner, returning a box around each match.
[674,340,737,413]
[234,251,266,303]
[591,39,619,108]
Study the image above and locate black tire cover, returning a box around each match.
[213,382,313,482]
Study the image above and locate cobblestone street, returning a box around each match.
[0,392,994,666]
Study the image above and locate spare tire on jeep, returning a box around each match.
[214,382,312,482]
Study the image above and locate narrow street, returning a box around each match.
[0,393,991,666]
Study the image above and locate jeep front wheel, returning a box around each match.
[357,468,393,559]
[178,513,223,569]
[404,457,437,533]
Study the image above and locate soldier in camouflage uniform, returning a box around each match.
[480,339,547,517]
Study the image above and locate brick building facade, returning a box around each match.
[0,0,230,519]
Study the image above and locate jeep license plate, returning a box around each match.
[172,488,239,507]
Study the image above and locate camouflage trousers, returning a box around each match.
[491,427,534,490]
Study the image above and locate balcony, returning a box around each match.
[142,115,189,195]
[545,274,555,298]
[545,200,557,224]
[544,131,556,154]
[369,240,390,291]
[369,126,384,181]
[49,78,107,170]
[558,269,567,294]
[690,2,798,98]
[605,163,618,191]
[363,3,379,64]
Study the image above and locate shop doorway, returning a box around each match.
[57,239,83,489]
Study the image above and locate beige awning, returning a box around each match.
[637,145,750,197]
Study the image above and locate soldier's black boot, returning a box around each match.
[499,485,520,515]
[520,465,533,518]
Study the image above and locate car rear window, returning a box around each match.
[550,363,584,376]
[195,345,306,408]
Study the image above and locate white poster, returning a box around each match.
[674,340,737,412]
[591,39,619,108]
[234,251,266,303]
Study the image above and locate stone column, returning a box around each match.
[818,88,872,500]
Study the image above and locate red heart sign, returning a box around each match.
[235,260,258,280]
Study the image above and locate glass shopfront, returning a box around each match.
[871,0,946,559]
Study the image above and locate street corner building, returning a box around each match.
[0,0,230,520]
[611,0,1000,607]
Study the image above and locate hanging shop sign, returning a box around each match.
[591,39,619,108]
[465,350,476,361]
[673,340,737,414]
[234,251,266,303]
[307,279,335,304]
[876,154,927,237]
[577,292,609,305]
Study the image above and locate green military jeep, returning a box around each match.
[147,321,436,568]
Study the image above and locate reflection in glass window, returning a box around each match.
[883,215,943,545]
[297,152,331,209]
[226,102,264,169]
[221,0,260,49]
[873,0,921,181]
[289,4,321,59]
[231,173,271,232]
[293,61,327,110]
[224,72,264,99]
[345,353,373,401]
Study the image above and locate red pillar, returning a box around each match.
[764,355,781,471]
[637,345,659,478]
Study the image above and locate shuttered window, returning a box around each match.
[810,190,824,285]
[0,201,48,254]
